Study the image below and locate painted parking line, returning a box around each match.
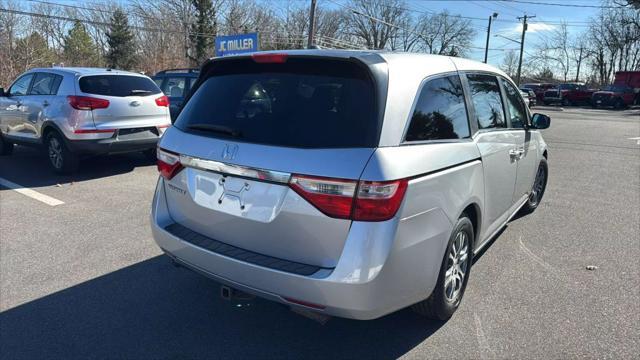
[0,177,65,206]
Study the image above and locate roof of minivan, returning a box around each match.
[214,49,510,82]
[26,67,146,77]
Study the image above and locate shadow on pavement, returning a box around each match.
[0,255,443,359]
[0,145,155,188]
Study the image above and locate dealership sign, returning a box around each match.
[215,33,259,57]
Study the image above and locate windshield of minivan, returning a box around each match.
[79,75,161,97]
[174,58,379,148]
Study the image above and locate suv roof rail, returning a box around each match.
[155,68,200,75]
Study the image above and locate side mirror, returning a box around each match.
[531,113,551,129]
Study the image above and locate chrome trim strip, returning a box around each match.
[179,155,291,184]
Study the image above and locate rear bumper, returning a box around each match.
[66,130,159,155]
[150,177,451,320]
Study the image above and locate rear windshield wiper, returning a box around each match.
[186,123,242,137]
[129,89,153,96]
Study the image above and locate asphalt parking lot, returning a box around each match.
[1,106,638,359]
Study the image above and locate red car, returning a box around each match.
[592,85,636,109]
[543,83,595,106]
[592,71,640,109]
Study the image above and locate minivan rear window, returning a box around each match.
[79,75,161,97]
[174,58,379,148]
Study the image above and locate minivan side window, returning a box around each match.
[8,74,34,96]
[466,74,505,130]
[405,75,470,142]
[500,78,527,129]
[29,73,63,95]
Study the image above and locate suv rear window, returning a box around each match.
[174,58,379,148]
[79,75,161,97]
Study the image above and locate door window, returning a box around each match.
[405,75,470,141]
[466,74,505,130]
[500,78,528,129]
[161,77,186,98]
[29,73,63,95]
[8,74,34,96]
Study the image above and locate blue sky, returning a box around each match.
[324,0,599,65]
[67,0,600,66]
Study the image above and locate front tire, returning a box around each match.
[412,215,474,321]
[46,131,78,174]
[520,158,548,214]
[0,133,14,155]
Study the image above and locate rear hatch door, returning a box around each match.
[78,74,169,130]
[160,55,385,268]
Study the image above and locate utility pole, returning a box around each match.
[484,13,498,63]
[515,14,534,86]
[307,0,317,48]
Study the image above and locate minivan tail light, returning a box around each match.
[157,148,183,180]
[67,95,109,110]
[155,95,170,107]
[289,175,357,219]
[251,53,288,64]
[353,180,408,221]
[289,176,408,221]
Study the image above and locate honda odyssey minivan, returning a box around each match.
[151,50,550,320]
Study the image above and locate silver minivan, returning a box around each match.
[0,67,171,173]
[151,50,550,320]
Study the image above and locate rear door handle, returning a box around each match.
[509,148,524,160]
[42,100,49,107]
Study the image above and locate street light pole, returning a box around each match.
[484,13,498,64]
[307,0,317,48]
[515,14,535,86]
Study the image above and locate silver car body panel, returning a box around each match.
[0,67,170,144]
[150,50,548,319]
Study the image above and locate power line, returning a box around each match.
[492,0,629,9]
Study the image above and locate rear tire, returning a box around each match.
[45,131,78,175]
[412,215,474,321]
[614,98,626,110]
[520,158,548,215]
[562,98,571,106]
[0,133,14,155]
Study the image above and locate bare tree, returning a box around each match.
[347,0,405,50]
[501,50,518,78]
[417,11,476,57]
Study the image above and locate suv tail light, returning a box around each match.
[67,95,109,110]
[157,148,183,180]
[155,95,170,107]
[289,175,408,222]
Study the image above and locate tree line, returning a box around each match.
[502,0,639,85]
[0,0,638,88]
[0,0,476,87]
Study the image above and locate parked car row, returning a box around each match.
[522,71,640,109]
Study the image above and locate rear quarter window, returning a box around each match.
[405,75,470,142]
[175,58,379,148]
[79,75,161,97]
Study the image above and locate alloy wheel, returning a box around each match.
[48,137,63,170]
[444,230,469,302]
[529,164,546,207]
